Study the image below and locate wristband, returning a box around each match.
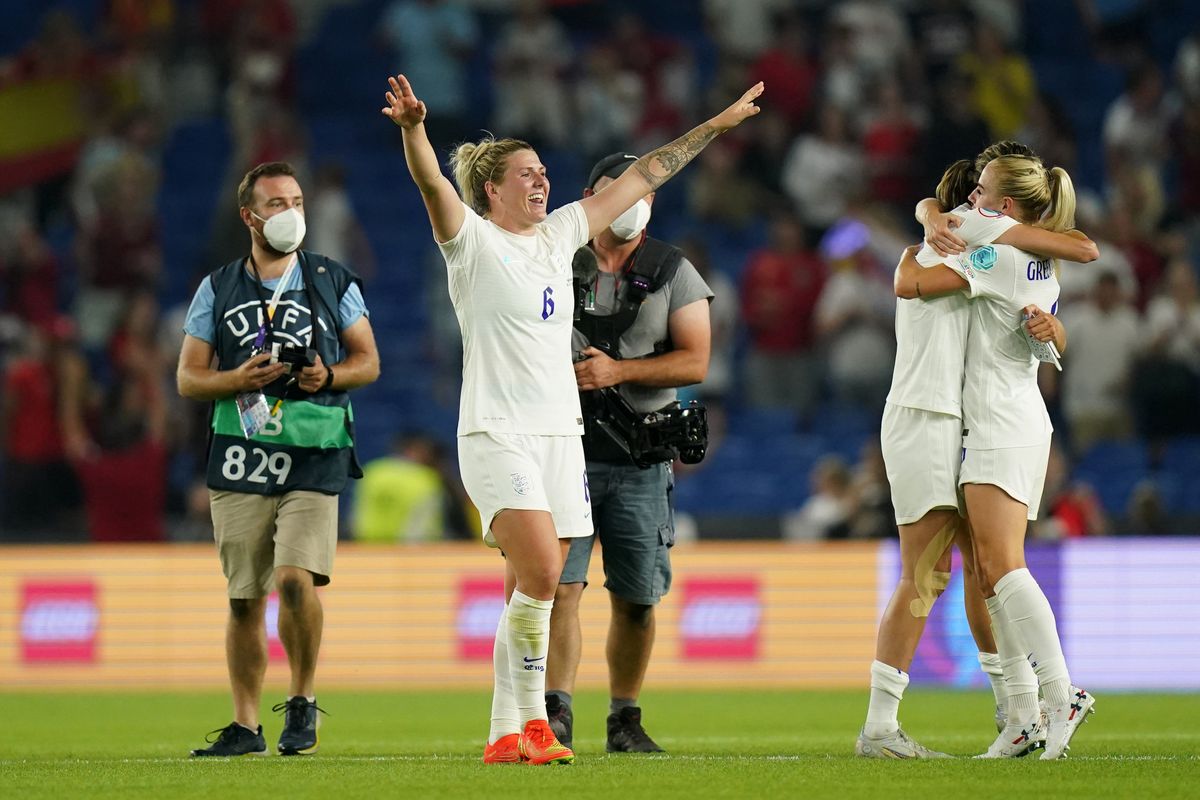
[322,366,335,391]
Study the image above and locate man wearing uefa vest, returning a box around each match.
[545,152,714,753]
[178,162,379,757]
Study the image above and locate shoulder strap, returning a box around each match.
[625,237,684,302]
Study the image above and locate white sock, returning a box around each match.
[488,604,519,744]
[864,660,908,738]
[986,594,1039,726]
[994,568,1071,708]
[977,651,1006,712]
[506,589,554,726]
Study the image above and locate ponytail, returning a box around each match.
[1041,166,1077,232]
[986,155,1078,230]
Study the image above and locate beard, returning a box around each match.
[253,226,287,257]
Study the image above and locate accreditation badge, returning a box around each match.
[235,390,272,439]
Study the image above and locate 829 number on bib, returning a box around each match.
[221,445,293,485]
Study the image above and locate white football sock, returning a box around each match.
[488,604,519,744]
[864,660,908,738]
[506,589,554,726]
[986,594,1039,725]
[994,568,1071,708]
[977,651,1006,712]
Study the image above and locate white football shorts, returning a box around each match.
[881,402,964,525]
[458,431,593,547]
[959,440,1052,521]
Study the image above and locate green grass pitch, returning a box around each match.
[2,689,1197,799]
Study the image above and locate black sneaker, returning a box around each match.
[273,697,326,755]
[190,722,267,757]
[606,706,665,753]
[545,694,574,750]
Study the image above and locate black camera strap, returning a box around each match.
[573,237,684,355]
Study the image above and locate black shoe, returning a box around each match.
[606,706,665,753]
[545,694,574,750]
[190,722,267,757]
[273,697,326,755]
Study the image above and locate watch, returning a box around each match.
[322,366,335,391]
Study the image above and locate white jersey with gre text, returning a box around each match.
[947,242,1061,449]
[886,204,1019,416]
[438,201,589,436]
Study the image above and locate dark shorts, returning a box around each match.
[559,460,674,605]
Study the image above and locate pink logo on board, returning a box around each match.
[20,581,99,663]
[679,578,762,660]
[456,577,505,660]
[265,593,286,661]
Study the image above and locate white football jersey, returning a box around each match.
[947,242,1061,449]
[438,201,589,436]
[886,204,1018,415]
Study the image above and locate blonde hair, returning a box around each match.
[986,155,1077,231]
[448,135,533,217]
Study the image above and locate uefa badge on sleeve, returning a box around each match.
[970,246,997,272]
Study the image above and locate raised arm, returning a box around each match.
[381,74,465,243]
[995,226,1098,263]
[916,197,966,257]
[894,244,968,300]
[579,82,764,241]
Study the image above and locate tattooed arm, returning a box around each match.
[579,82,764,240]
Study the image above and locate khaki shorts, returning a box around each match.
[959,441,1052,521]
[458,432,593,547]
[881,403,963,525]
[209,490,338,598]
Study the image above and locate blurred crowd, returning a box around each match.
[2,0,1199,544]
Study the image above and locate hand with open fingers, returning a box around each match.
[924,211,966,257]
[238,352,287,392]
[573,346,621,391]
[1023,304,1060,343]
[711,82,764,131]
[297,353,328,393]
[381,74,427,130]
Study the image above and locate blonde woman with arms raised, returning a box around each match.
[894,155,1097,760]
[381,73,763,765]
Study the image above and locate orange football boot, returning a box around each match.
[518,719,575,765]
[482,733,524,764]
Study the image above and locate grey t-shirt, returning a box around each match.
[571,247,714,413]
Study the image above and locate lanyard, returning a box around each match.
[249,255,298,349]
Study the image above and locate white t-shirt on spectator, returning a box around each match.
[1060,301,1142,420]
[887,204,1018,416]
[947,243,1061,449]
[1143,297,1200,372]
[437,201,588,436]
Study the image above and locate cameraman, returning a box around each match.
[178,162,380,757]
[546,153,713,753]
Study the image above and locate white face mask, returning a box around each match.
[609,199,652,240]
[252,207,306,254]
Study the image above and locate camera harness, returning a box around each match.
[574,235,713,467]
[572,234,683,356]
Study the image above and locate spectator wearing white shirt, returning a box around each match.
[1060,271,1141,453]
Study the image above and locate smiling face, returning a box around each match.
[486,149,548,229]
[969,162,1010,217]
